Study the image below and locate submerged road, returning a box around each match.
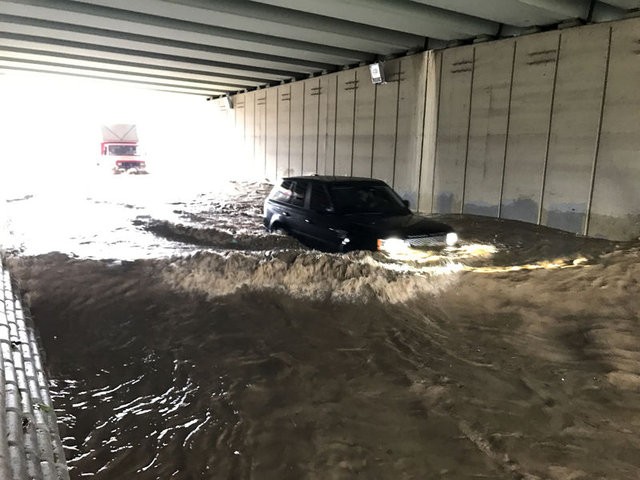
[2,176,640,479]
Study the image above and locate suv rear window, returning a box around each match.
[270,180,293,203]
[270,180,307,207]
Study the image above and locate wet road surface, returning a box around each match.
[2,175,639,479]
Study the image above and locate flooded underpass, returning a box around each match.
[1,176,639,479]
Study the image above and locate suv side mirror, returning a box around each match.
[402,199,410,208]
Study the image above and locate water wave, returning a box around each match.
[163,249,463,304]
[141,219,302,251]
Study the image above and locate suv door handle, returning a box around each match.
[281,211,290,216]
[304,218,312,224]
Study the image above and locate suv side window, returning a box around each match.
[289,181,307,208]
[271,180,293,203]
[309,183,332,212]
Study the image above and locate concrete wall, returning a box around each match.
[220,17,640,240]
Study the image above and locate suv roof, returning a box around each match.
[282,175,386,185]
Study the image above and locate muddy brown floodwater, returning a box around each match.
[2,176,640,479]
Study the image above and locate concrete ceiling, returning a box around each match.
[1,0,639,97]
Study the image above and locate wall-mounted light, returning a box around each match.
[369,62,386,85]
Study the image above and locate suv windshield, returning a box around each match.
[328,184,408,215]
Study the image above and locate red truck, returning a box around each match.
[99,124,148,174]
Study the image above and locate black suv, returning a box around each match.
[263,176,458,253]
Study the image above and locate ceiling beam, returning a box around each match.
[597,0,640,8]
[0,63,229,95]
[0,51,257,91]
[408,0,587,27]
[6,0,408,57]
[0,45,269,87]
[0,15,338,74]
[0,39,288,83]
[2,1,373,65]
[0,30,313,80]
[249,0,499,39]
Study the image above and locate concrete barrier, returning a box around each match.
[0,258,69,480]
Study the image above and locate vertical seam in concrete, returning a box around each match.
[320,79,327,174]
[287,88,291,175]
[537,33,563,225]
[315,79,320,174]
[498,41,518,218]
[460,47,476,214]
[333,76,338,175]
[264,92,268,178]
[391,61,401,188]
[370,83,378,179]
[275,90,279,179]
[252,93,257,177]
[536,33,562,225]
[350,70,357,176]
[585,25,613,236]
[262,94,267,178]
[416,54,429,211]
[430,53,444,213]
[301,83,305,175]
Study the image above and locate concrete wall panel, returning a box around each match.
[352,66,375,178]
[234,93,245,140]
[233,93,248,173]
[394,54,427,207]
[372,59,400,185]
[463,40,514,217]
[418,51,439,213]
[244,91,258,178]
[254,92,267,179]
[334,70,356,176]
[589,21,640,239]
[289,82,304,176]
[316,76,330,175]
[265,88,278,181]
[541,25,610,234]
[302,78,320,175]
[276,85,291,178]
[322,75,338,175]
[433,46,474,213]
[500,32,560,223]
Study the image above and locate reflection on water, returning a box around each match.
[4,176,640,479]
